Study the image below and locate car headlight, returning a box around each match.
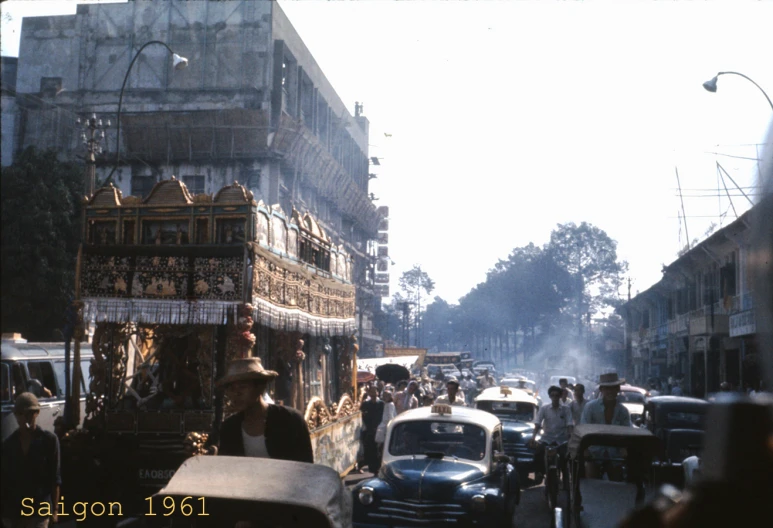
[358,487,374,506]
[471,494,486,512]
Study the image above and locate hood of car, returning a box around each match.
[381,458,485,501]
[500,420,534,439]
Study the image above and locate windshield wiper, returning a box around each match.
[424,451,446,459]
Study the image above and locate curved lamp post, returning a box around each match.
[702,71,773,111]
[102,40,188,186]
[69,42,187,427]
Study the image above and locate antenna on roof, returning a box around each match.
[676,166,690,251]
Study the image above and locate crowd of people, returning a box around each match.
[353,368,498,474]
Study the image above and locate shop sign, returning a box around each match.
[729,310,756,337]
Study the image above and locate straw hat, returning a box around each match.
[598,372,625,387]
[216,358,278,388]
[14,392,41,413]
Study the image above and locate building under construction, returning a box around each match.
[12,0,385,371]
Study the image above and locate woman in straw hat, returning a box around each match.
[204,358,313,462]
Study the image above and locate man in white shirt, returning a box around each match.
[394,381,419,414]
[435,377,466,406]
[569,384,587,425]
[530,386,572,483]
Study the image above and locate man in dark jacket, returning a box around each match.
[1,393,61,527]
[205,358,313,463]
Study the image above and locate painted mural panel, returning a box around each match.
[310,412,362,476]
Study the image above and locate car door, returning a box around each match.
[25,360,63,433]
[1,362,17,441]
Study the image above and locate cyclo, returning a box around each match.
[566,424,662,528]
[149,456,351,528]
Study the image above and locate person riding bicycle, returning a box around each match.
[530,385,572,484]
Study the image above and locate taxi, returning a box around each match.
[474,386,540,486]
[351,404,520,528]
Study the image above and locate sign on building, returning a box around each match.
[729,310,756,337]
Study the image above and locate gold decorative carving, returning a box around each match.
[143,177,194,205]
[304,393,359,432]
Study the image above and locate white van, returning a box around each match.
[1,334,94,441]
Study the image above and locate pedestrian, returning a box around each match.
[435,377,466,406]
[204,358,313,462]
[671,381,684,396]
[375,389,396,461]
[1,393,61,528]
[394,380,419,414]
[570,384,587,426]
[360,384,384,473]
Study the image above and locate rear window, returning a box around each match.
[619,391,646,403]
[666,411,705,429]
[477,400,536,422]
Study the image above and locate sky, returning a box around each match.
[3,0,772,306]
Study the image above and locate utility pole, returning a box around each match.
[70,114,109,426]
[625,277,632,382]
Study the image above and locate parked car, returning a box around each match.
[644,395,709,487]
[351,404,520,527]
[474,386,540,487]
[2,335,94,441]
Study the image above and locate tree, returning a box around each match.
[399,265,435,347]
[1,148,85,340]
[546,222,628,332]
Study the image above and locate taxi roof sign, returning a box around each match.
[499,386,513,396]
[431,403,453,416]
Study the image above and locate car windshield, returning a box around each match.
[618,391,646,403]
[476,401,536,422]
[388,421,487,461]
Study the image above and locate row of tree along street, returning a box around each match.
[375,222,629,373]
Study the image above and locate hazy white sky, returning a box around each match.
[3,0,772,305]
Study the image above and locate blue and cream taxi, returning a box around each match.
[474,386,540,486]
[352,404,520,528]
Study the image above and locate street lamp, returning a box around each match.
[702,71,773,111]
[103,41,189,186]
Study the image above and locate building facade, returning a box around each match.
[12,0,384,365]
[1,56,18,167]
[621,198,769,397]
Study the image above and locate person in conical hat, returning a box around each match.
[204,357,313,462]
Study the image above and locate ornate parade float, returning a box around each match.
[68,178,363,512]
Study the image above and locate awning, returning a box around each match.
[357,356,420,373]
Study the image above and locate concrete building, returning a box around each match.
[620,196,770,397]
[1,56,19,166]
[13,0,383,356]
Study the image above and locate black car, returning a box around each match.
[474,386,540,486]
[644,395,709,486]
[352,405,520,528]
